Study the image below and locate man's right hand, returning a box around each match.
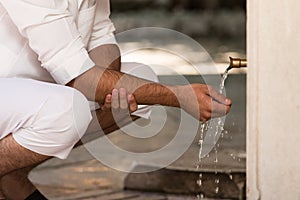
[177,84,232,122]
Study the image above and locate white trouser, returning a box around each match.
[0,78,92,159]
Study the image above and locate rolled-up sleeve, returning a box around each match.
[87,0,117,52]
[1,0,95,85]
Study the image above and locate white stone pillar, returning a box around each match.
[247,0,300,199]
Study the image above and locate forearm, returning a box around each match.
[86,45,180,107]
[67,66,180,107]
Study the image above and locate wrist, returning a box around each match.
[165,85,182,108]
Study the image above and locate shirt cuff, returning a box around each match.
[87,23,117,52]
[88,33,117,52]
[50,49,95,85]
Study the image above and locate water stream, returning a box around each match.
[197,68,230,199]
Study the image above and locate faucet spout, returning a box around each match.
[228,57,247,70]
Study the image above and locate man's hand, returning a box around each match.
[99,88,138,128]
[83,88,138,139]
[178,84,231,122]
[101,88,137,117]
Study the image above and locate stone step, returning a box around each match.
[124,164,245,200]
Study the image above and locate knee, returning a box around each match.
[7,84,92,160]
[37,87,92,144]
[71,89,93,139]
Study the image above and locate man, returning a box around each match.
[0,0,231,199]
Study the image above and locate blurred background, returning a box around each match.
[110,0,246,65]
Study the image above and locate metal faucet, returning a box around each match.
[227,57,247,71]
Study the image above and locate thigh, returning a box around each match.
[0,78,78,136]
[0,78,92,159]
[0,78,53,140]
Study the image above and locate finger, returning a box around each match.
[210,100,231,118]
[102,94,112,110]
[128,94,138,112]
[208,86,231,105]
[119,88,128,110]
[111,89,119,109]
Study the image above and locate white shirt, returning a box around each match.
[0,0,116,85]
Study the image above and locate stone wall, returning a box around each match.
[111,0,246,11]
[247,0,300,199]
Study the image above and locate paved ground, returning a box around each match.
[30,146,223,200]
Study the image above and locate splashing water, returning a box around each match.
[219,68,230,93]
[198,68,229,160]
[198,123,207,162]
[197,68,230,197]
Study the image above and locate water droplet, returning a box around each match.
[198,139,203,145]
[196,194,205,199]
[215,186,219,194]
[197,173,203,187]
[197,179,202,186]
[229,174,233,180]
[214,157,218,163]
[215,178,219,184]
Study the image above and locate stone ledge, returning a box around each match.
[124,165,245,199]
